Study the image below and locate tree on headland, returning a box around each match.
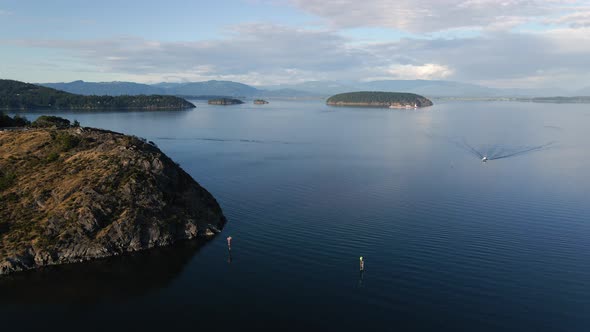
[0,111,30,128]
[31,115,71,128]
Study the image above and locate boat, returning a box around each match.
[482,156,488,162]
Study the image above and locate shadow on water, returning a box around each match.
[0,238,210,305]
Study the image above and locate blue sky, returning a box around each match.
[1,0,590,89]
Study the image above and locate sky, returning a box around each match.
[1,0,590,89]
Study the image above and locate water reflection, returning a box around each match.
[358,270,365,288]
[0,238,210,305]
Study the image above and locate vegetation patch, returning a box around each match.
[54,132,80,151]
[45,152,59,163]
[0,171,16,191]
[32,115,71,128]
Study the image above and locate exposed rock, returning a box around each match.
[0,126,226,275]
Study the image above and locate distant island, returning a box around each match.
[208,98,244,105]
[517,96,590,104]
[253,99,269,105]
[0,116,226,275]
[326,91,433,108]
[0,79,195,110]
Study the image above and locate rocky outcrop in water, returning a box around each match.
[0,124,225,275]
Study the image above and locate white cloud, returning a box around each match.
[363,63,453,81]
[5,21,590,88]
[5,24,371,84]
[289,0,585,32]
[544,9,590,28]
[393,63,453,79]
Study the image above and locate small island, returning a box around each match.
[253,99,269,105]
[326,91,433,108]
[0,116,226,275]
[0,79,195,110]
[208,98,244,105]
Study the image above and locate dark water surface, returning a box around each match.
[2,101,589,331]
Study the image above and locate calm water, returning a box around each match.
[2,100,589,331]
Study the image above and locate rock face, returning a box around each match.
[326,91,433,108]
[207,98,244,105]
[0,127,226,275]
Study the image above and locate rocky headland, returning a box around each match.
[0,119,225,275]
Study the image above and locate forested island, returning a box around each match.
[326,91,433,108]
[0,116,226,275]
[254,99,269,104]
[0,80,195,110]
[208,98,244,105]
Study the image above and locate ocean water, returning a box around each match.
[1,100,589,331]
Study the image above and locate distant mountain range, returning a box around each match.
[41,80,164,96]
[39,79,587,98]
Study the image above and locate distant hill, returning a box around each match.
[263,80,499,97]
[262,80,578,98]
[166,80,259,97]
[262,81,356,96]
[258,88,322,98]
[41,80,164,96]
[41,80,275,98]
[36,79,585,99]
[517,96,590,104]
[361,80,497,97]
[0,80,194,110]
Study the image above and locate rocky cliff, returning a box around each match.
[0,126,225,275]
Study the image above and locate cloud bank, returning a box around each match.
[3,0,590,88]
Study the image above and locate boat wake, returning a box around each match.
[156,137,304,145]
[457,139,556,161]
